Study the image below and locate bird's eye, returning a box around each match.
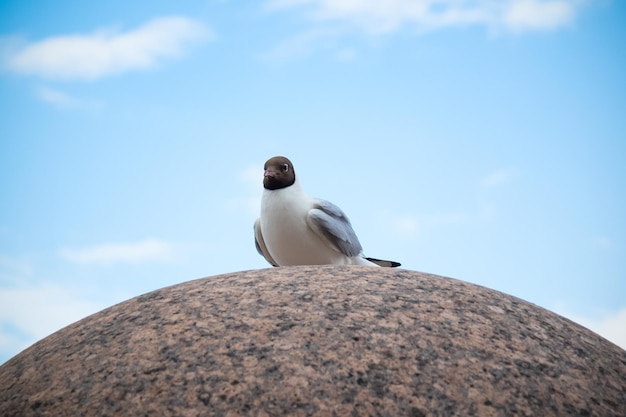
[282,164,289,172]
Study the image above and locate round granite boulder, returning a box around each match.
[1,266,625,416]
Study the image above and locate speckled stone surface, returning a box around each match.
[1,266,625,416]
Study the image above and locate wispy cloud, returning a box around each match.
[504,0,576,32]
[0,255,33,282]
[36,86,103,110]
[267,0,584,35]
[590,236,613,250]
[4,16,212,81]
[480,168,517,188]
[228,165,264,219]
[556,307,626,350]
[262,27,346,62]
[59,239,179,264]
[392,215,420,237]
[0,283,107,362]
[335,47,357,61]
[386,211,468,239]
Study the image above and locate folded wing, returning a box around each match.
[254,219,279,267]
[306,199,363,258]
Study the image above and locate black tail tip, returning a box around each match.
[365,257,401,268]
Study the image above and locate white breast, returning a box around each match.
[260,182,349,266]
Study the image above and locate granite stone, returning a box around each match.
[1,266,625,416]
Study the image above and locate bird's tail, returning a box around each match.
[365,257,401,268]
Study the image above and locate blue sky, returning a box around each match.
[0,0,624,363]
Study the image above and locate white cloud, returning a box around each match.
[0,331,29,364]
[59,238,179,264]
[240,164,264,186]
[385,210,468,239]
[480,168,517,188]
[591,236,613,249]
[392,215,420,237]
[0,283,107,362]
[263,27,341,62]
[4,16,212,81]
[267,0,583,34]
[36,86,103,110]
[38,86,78,106]
[504,0,576,32]
[557,308,626,351]
[0,255,33,282]
[227,165,264,219]
[335,47,357,61]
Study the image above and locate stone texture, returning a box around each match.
[1,266,625,416]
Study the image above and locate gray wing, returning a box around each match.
[306,199,363,257]
[254,219,279,267]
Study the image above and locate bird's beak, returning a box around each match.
[264,169,276,178]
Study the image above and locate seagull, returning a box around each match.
[254,156,400,268]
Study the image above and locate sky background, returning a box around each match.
[0,0,624,363]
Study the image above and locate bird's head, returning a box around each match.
[263,156,296,190]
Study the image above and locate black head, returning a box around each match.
[263,156,296,190]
